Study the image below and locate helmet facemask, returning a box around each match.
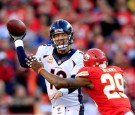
[51,33,72,50]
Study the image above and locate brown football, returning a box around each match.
[7,19,26,36]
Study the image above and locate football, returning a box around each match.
[6,19,26,36]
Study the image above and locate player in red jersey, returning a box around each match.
[26,48,134,115]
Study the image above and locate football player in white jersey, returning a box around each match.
[10,19,84,115]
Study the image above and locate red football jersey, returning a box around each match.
[77,66,132,115]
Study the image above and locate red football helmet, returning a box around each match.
[83,48,108,67]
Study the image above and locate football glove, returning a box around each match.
[10,32,26,41]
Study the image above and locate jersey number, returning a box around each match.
[50,69,67,89]
[101,73,127,99]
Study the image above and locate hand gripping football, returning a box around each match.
[7,19,26,40]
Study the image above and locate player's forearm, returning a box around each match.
[39,69,81,89]
[39,69,69,89]
[26,57,84,89]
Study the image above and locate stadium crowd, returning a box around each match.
[0,0,134,114]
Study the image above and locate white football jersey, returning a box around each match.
[35,45,84,106]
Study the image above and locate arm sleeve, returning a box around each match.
[76,67,89,78]
[34,46,43,62]
[15,40,29,68]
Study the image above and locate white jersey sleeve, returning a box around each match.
[70,50,84,76]
[35,45,44,62]
[35,44,54,62]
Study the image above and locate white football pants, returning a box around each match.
[51,104,84,115]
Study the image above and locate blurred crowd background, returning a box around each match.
[0,0,135,114]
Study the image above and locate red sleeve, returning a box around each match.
[76,67,89,78]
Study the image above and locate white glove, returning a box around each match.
[10,32,26,41]
[49,91,63,100]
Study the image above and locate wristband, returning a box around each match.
[37,67,44,74]
[15,40,24,48]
